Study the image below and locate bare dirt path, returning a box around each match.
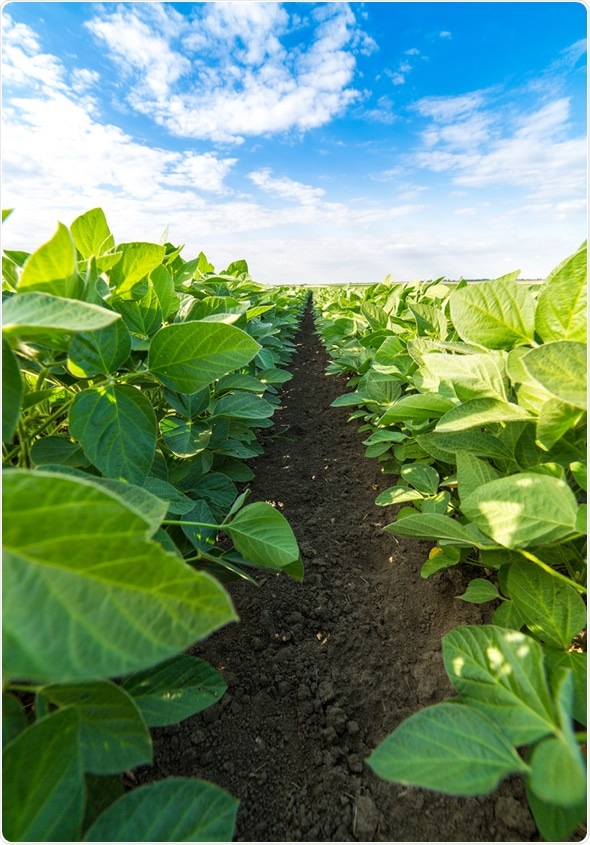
[137,301,537,842]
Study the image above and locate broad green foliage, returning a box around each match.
[3,208,307,840]
[4,470,236,682]
[148,322,260,393]
[368,628,586,838]
[83,778,239,842]
[315,245,586,839]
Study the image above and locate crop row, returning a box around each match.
[313,243,587,841]
[2,208,307,840]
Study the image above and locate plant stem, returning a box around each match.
[518,549,587,594]
[163,519,222,530]
[4,398,76,463]
[35,367,49,391]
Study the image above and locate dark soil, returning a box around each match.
[136,302,538,842]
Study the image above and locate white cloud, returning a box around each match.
[1,13,67,92]
[360,94,396,124]
[439,31,452,39]
[248,169,326,205]
[411,91,586,201]
[84,2,370,143]
[85,6,190,100]
[413,91,488,122]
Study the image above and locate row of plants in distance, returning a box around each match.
[313,243,587,841]
[2,207,307,841]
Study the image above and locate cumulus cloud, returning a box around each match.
[248,169,326,204]
[2,13,67,92]
[410,89,586,201]
[84,2,372,143]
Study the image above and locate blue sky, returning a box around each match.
[1,1,587,284]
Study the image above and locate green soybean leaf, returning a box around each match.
[526,784,586,843]
[450,277,536,349]
[2,692,27,748]
[420,544,461,578]
[150,264,179,320]
[41,680,152,775]
[409,301,447,337]
[331,392,365,407]
[108,242,165,300]
[421,490,451,514]
[535,242,587,343]
[3,254,18,289]
[160,416,211,458]
[213,392,275,419]
[456,451,501,499]
[3,707,85,842]
[418,430,513,461]
[521,342,587,409]
[456,578,501,603]
[121,655,227,727]
[68,318,132,377]
[528,669,586,807]
[148,322,260,394]
[88,477,168,533]
[507,560,586,649]
[3,470,237,682]
[436,398,532,433]
[281,555,304,581]
[544,651,587,727]
[420,352,507,401]
[163,386,210,420]
[182,500,218,551]
[71,207,115,259]
[361,302,389,329]
[192,472,237,522]
[112,282,163,337]
[460,471,579,548]
[492,599,526,630]
[214,374,265,394]
[2,291,120,336]
[367,702,528,795]
[186,295,244,321]
[379,393,455,425]
[443,626,556,745]
[363,430,407,445]
[376,486,424,506]
[258,367,292,385]
[400,462,439,494]
[83,777,238,842]
[18,222,82,299]
[536,398,585,451]
[225,501,300,569]
[83,774,125,832]
[30,435,88,468]
[384,513,494,547]
[70,384,157,484]
[144,478,196,517]
[2,337,22,442]
[365,441,392,458]
[529,705,586,805]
